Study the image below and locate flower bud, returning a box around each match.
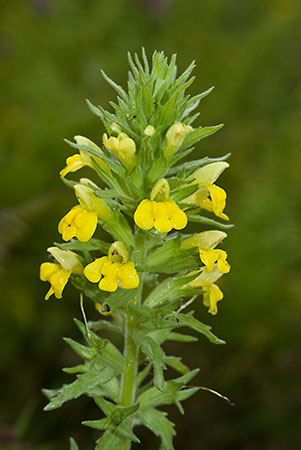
[74,184,113,222]
[164,123,193,159]
[47,247,83,274]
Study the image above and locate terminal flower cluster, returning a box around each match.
[40,50,233,450]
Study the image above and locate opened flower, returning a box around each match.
[84,241,139,292]
[103,132,136,170]
[60,136,110,178]
[188,266,224,315]
[134,178,187,233]
[184,162,229,220]
[40,247,83,300]
[58,184,113,242]
[182,230,230,273]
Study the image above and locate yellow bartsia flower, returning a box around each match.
[40,247,83,300]
[103,132,136,171]
[134,178,187,233]
[164,123,193,159]
[58,184,113,242]
[84,241,139,292]
[184,162,229,220]
[182,230,230,274]
[60,136,110,178]
[189,266,224,315]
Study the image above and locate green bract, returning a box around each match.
[41,49,233,450]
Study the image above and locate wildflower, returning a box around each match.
[103,132,136,170]
[182,230,230,273]
[188,266,224,315]
[40,247,83,300]
[58,184,113,242]
[134,178,187,233]
[184,162,229,220]
[84,241,139,292]
[60,136,110,178]
[164,122,193,159]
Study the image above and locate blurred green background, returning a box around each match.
[1,0,300,449]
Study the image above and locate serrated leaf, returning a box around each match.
[138,369,199,410]
[144,274,198,308]
[138,336,166,391]
[44,368,117,411]
[177,313,225,345]
[139,408,175,450]
[63,338,96,361]
[96,429,126,450]
[181,124,224,149]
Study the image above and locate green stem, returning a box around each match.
[120,231,146,450]
[119,311,138,450]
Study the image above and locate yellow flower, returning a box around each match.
[103,132,136,170]
[189,266,224,315]
[164,123,193,159]
[182,230,230,273]
[184,162,229,220]
[40,247,83,300]
[58,184,113,242]
[60,136,110,178]
[84,241,139,292]
[134,178,187,233]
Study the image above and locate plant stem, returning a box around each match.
[120,231,146,450]
[120,311,138,450]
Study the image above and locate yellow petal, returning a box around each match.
[75,210,98,242]
[216,250,230,274]
[45,286,55,301]
[84,257,108,283]
[118,262,139,289]
[60,154,86,178]
[99,274,118,292]
[62,225,77,242]
[58,206,81,234]
[49,269,72,299]
[203,283,223,315]
[207,184,229,220]
[168,200,187,230]
[199,249,218,272]
[134,199,154,230]
[153,202,173,233]
[40,262,60,281]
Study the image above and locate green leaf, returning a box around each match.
[100,69,128,102]
[44,368,117,411]
[168,153,231,176]
[170,184,199,202]
[138,369,199,410]
[144,274,198,308]
[139,408,176,450]
[177,313,225,345]
[164,356,189,375]
[69,437,79,450]
[54,238,110,253]
[96,430,126,450]
[150,329,198,344]
[181,124,224,149]
[138,336,166,391]
[63,338,96,361]
[186,213,234,229]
